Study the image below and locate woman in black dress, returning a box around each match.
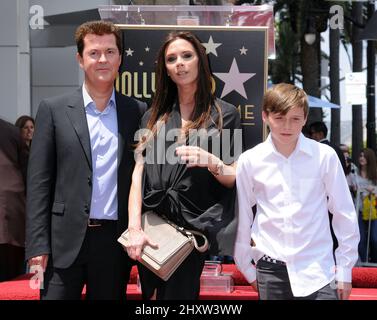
[125,31,241,300]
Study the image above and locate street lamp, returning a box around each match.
[305,16,317,45]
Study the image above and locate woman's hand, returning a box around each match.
[176,145,236,188]
[175,145,214,168]
[123,228,158,261]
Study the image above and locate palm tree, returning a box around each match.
[351,2,364,164]
[365,1,376,152]
[329,15,340,145]
[271,0,330,124]
[269,1,299,84]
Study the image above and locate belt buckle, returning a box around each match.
[88,219,102,227]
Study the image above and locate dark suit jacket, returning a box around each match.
[321,139,347,175]
[0,119,28,247]
[25,88,147,268]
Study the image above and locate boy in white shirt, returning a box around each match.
[234,83,359,300]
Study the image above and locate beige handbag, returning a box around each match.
[118,211,209,281]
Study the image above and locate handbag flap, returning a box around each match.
[141,211,193,265]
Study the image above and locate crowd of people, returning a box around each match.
[0,117,29,282]
[0,20,375,301]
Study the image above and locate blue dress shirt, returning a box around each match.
[83,84,118,220]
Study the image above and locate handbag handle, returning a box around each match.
[185,230,209,253]
[163,215,209,252]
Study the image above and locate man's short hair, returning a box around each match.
[262,83,309,118]
[75,20,122,57]
[309,121,328,137]
[339,143,350,153]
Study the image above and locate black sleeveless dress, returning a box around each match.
[137,99,241,300]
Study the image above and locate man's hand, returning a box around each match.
[28,255,49,272]
[337,281,352,300]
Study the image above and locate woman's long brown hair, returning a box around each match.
[360,148,377,184]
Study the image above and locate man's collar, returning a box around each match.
[82,83,116,110]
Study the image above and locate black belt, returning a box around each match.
[88,219,117,227]
[261,255,286,266]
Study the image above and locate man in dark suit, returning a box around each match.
[25,21,147,300]
[309,121,347,254]
[0,119,28,282]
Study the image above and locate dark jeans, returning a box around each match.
[256,259,338,300]
[358,213,377,263]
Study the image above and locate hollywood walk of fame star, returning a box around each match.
[239,46,248,55]
[125,48,134,56]
[214,58,255,99]
[201,36,222,57]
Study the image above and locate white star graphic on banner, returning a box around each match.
[139,61,144,66]
[214,58,255,99]
[201,36,222,57]
[125,48,134,56]
[239,46,248,55]
[145,47,150,52]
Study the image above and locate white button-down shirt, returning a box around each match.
[234,133,359,297]
[83,84,118,220]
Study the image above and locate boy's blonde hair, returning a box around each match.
[263,83,308,118]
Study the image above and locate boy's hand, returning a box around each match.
[250,280,258,291]
[337,281,352,300]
